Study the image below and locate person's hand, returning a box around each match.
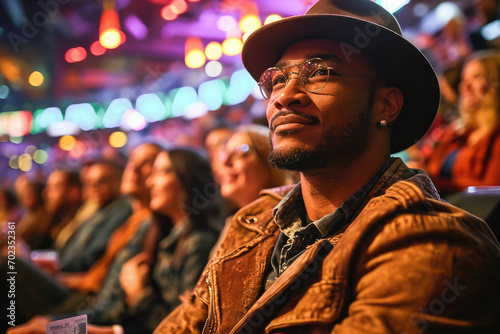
[6,316,50,334]
[119,252,151,305]
[86,324,114,334]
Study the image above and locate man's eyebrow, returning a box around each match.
[275,54,344,68]
[307,54,344,64]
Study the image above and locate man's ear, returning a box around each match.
[373,86,403,124]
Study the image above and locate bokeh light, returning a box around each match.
[119,30,127,45]
[9,137,23,144]
[68,141,86,159]
[33,149,48,164]
[9,155,19,169]
[103,98,133,128]
[217,15,237,31]
[205,41,223,60]
[0,85,9,99]
[8,111,32,137]
[161,6,179,20]
[136,93,166,122]
[18,153,32,172]
[264,14,282,25]
[65,47,88,63]
[185,50,206,69]
[198,79,225,111]
[65,103,97,131]
[90,41,107,56]
[59,135,77,151]
[184,101,208,119]
[125,15,148,40]
[100,28,122,49]
[109,131,128,148]
[222,38,243,56]
[172,86,197,117]
[239,14,261,33]
[25,145,37,156]
[28,71,44,87]
[170,0,187,14]
[205,61,223,77]
[123,109,147,131]
[72,47,87,62]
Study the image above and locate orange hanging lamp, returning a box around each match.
[99,0,122,49]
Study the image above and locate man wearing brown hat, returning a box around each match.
[155,0,500,333]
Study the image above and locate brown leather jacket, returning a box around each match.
[155,159,500,333]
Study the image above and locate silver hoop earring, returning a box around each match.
[378,120,388,127]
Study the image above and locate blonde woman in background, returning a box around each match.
[209,125,296,257]
[420,51,500,195]
[219,124,296,208]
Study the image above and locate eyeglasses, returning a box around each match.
[218,144,252,164]
[258,57,374,101]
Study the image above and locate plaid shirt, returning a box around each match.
[265,157,396,290]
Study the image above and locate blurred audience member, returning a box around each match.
[209,125,297,258]
[416,51,500,195]
[204,125,234,185]
[51,160,101,252]
[57,160,132,272]
[469,0,500,50]
[36,169,83,250]
[7,147,223,334]
[0,187,23,234]
[405,64,463,166]
[219,125,296,208]
[421,2,472,72]
[16,179,50,250]
[114,148,222,332]
[5,143,161,324]
[58,143,162,293]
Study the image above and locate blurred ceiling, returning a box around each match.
[0,0,473,112]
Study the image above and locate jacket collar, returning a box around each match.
[272,157,399,238]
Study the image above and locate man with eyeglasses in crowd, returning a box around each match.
[155,0,500,333]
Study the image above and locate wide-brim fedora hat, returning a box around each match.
[242,0,440,153]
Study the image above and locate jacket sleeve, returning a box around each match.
[153,291,209,334]
[331,211,500,334]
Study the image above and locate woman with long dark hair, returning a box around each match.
[117,147,222,333]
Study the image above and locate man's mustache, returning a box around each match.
[269,110,319,131]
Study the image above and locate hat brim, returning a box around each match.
[242,14,440,153]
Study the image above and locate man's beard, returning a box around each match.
[268,105,373,172]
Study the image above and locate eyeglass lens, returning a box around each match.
[219,144,251,163]
[258,58,330,101]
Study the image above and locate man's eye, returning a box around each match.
[272,75,287,87]
[310,68,331,77]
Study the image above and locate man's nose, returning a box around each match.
[272,73,308,108]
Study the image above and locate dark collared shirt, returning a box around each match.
[265,157,396,290]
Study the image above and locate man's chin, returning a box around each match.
[268,147,328,172]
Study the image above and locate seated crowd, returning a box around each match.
[1,0,500,333]
[0,125,296,334]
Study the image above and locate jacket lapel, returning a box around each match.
[231,240,334,333]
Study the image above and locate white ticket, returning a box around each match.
[46,315,87,334]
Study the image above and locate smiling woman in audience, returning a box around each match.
[219,124,295,208]
[207,125,296,258]
[422,51,500,194]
